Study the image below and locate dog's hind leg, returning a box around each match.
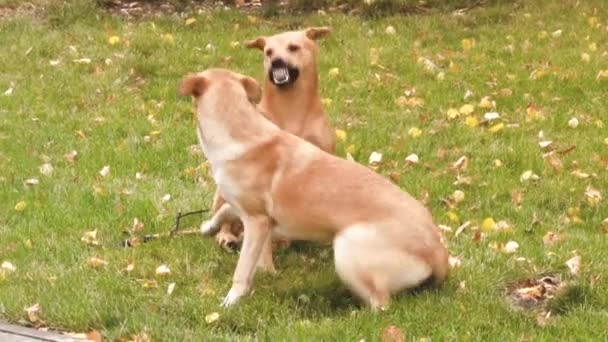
[333,225,432,311]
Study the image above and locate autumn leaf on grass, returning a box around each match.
[446,108,460,120]
[566,255,581,275]
[459,104,475,115]
[381,325,404,342]
[543,231,564,245]
[39,163,53,176]
[64,330,102,342]
[584,186,601,207]
[64,150,77,163]
[205,312,220,324]
[520,170,540,183]
[167,282,176,295]
[108,36,120,45]
[448,256,462,268]
[185,18,197,26]
[408,127,422,138]
[155,264,171,276]
[87,257,107,268]
[25,303,45,326]
[81,229,100,246]
[335,129,347,142]
[404,153,419,165]
[368,151,382,166]
[14,201,27,211]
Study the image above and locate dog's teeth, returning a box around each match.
[272,68,290,84]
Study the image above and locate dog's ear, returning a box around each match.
[244,37,266,51]
[240,76,262,104]
[178,74,207,97]
[305,27,331,41]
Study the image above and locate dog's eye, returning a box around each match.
[288,44,300,53]
[265,48,273,57]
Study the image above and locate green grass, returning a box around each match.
[1,0,608,340]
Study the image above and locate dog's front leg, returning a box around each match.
[221,215,272,307]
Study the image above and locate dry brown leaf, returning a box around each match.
[87,257,107,268]
[381,325,404,342]
[511,190,523,206]
[543,152,563,170]
[565,255,581,275]
[451,156,468,171]
[543,231,564,245]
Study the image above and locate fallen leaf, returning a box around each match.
[167,282,176,295]
[1,261,16,272]
[49,60,60,66]
[14,201,27,211]
[3,83,14,96]
[64,150,78,163]
[87,257,107,268]
[39,163,54,176]
[488,122,504,133]
[124,263,135,272]
[447,108,460,120]
[162,194,171,203]
[503,240,519,254]
[520,170,540,183]
[511,190,523,205]
[567,117,579,128]
[565,255,581,275]
[369,151,383,165]
[451,156,468,171]
[461,38,473,51]
[551,29,562,38]
[448,256,462,268]
[465,116,479,127]
[155,264,171,276]
[404,153,419,164]
[132,218,144,232]
[24,303,43,325]
[72,58,91,64]
[483,112,500,121]
[539,140,553,148]
[584,186,601,206]
[543,231,564,245]
[99,165,110,178]
[454,221,470,237]
[408,127,422,138]
[459,104,475,115]
[381,325,404,342]
[64,330,102,342]
[481,217,496,232]
[25,178,39,186]
[581,53,591,62]
[543,152,563,170]
[108,36,120,45]
[479,96,494,109]
[205,312,220,324]
[385,26,396,35]
[452,190,465,203]
[81,230,99,246]
[494,159,503,167]
[570,170,590,179]
[335,129,347,142]
[328,67,340,77]
[185,18,197,26]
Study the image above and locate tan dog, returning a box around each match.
[179,69,448,310]
[207,27,335,267]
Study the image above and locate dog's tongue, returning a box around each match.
[272,67,290,85]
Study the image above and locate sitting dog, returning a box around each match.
[206,27,335,271]
[180,69,448,310]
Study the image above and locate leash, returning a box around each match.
[122,209,210,248]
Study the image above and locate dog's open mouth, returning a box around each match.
[268,59,299,88]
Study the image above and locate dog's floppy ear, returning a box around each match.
[240,76,262,104]
[244,37,266,51]
[178,74,207,97]
[305,27,331,41]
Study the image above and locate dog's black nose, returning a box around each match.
[271,58,287,68]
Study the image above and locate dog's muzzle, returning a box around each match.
[269,59,299,88]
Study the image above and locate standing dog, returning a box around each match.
[180,69,448,310]
[206,27,335,271]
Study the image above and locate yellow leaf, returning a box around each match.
[589,42,597,51]
[604,137,608,145]
[108,36,120,45]
[328,68,340,77]
[346,144,357,154]
[493,159,503,167]
[335,129,347,142]
[185,18,197,26]
[481,217,496,232]
[205,312,220,323]
[461,38,473,51]
[447,108,460,120]
[479,96,493,109]
[465,116,479,127]
[594,120,603,128]
[459,104,475,115]
[488,123,504,133]
[87,257,107,268]
[447,211,459,223]
[161,34,175,44]
[14,201,26,211]
[247,15,257,24]
[581,53,591,63]
[408,127,422,138]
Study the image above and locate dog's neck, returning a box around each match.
[260,66,324,129]
[196,90,278,169]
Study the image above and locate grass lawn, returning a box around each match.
[1,0,607,340]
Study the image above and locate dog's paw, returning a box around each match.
[220,287,244,308]
[200,220,219,236]
[216,230,240,252]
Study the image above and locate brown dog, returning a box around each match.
[205,27,335,270]
[180,69,448,310]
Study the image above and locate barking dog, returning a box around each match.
[206,27,335,272]
[180,69,448,310]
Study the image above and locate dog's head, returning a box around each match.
[178,68,262,105]
[245,27,330,89]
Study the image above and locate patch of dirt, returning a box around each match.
[505,275,563,311]
[0,2,39,20]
